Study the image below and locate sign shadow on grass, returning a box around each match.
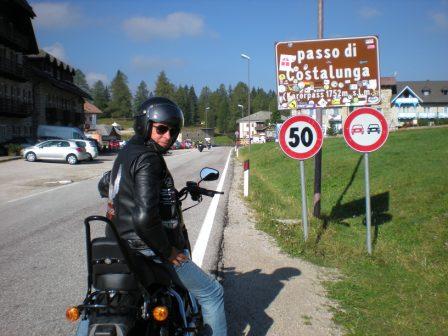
[316,155,392,248]
[216,267,301,335]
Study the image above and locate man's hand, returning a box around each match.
[168,247,189,266]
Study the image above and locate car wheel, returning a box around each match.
[26,152,37,162]
[87,153,93,161]
[66,154,78,165]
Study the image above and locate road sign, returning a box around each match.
[275,36,380,110]
[279,115,323,160]
[343,107,388,152]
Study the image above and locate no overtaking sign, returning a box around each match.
[343,107,388,152]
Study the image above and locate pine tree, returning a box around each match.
[91,80,109,117]
[133,81,150,114]
[154,71,175,99]
[174,85,190,126]
[188,86,198,125]
[108,70,133,118]
[214,84,229,133]
[229,82,248,131]
[74,69,91,95]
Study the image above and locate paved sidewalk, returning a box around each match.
[0,155,21,163]
[221,159,344,336]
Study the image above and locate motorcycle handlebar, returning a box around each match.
[178,183,223,201]
[196,186,224,197]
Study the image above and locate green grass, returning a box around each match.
[239,128,448,336]
[214,135,234,146]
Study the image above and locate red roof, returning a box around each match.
[84,100,102,114]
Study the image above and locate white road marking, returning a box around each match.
[192,148,232,267]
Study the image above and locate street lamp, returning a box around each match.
[205,107,210,129]
[240,53,251,152]
[237,104,244,118]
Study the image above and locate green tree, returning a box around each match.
[108,70,133,118]
[228,82,248,131]
[174,85,191,126]
[133,80,150,114]
[211,84,229,133]
[188,86,198,125]
[198,86,212,127]
[91,80,110,116]
[74,69,91,95]
[270,109,281,124]
[154,71,175,99]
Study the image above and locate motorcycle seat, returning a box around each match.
[92,237,139,291]
[91,237,174,290]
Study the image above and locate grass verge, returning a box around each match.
[214,135,234,146]
[238,127,448,335]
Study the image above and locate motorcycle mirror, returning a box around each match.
[200,167,219,181]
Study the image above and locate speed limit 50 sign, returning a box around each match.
[279,115,323,160]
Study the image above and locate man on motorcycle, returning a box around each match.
[105,97,227,335]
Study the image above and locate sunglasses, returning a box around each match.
[153,125,177,136]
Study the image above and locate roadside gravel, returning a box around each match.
[220,159,344,336]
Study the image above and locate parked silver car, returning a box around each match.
[71,139,98,160]
[23,140,89,165]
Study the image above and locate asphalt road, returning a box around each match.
[0,146,232,336]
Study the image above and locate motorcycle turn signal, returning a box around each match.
[152,305,169,322]
[66,306,80,322]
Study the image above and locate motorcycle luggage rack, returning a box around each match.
[80,289,138,314]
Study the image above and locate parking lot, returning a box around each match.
[0,153,116,204]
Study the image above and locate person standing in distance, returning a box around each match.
[105,97,227,335]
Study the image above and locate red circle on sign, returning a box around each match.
[279,115,323,160]
[343,107,388,152]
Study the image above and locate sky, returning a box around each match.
[29,0,448,94]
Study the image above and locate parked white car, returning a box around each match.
[252,135,266,144]
[23,140,90,165]
[71,139,98,160]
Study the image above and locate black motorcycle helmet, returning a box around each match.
[134,97,184,151]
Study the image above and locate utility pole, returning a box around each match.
[313,0,324,218]
[241,53,251,152]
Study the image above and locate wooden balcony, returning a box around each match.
[0,57,26,80]
[0,97,33,118]
[0,20,30,51]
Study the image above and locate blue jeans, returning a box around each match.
[174,259,227,336]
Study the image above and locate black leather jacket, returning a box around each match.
[102,135,186,260]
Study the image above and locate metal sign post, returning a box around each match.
[343,107,389,254]
[364,153,372,254]
[278,115,323,241]
[299,160,309,240]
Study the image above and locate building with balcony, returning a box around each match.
[27,50,91,132]
[390,81,448,126]
[237,111,287,140]
[0,0,39,143]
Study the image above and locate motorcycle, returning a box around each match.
[197,143,205,152]
[67,167,223,336]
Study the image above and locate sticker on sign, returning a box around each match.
[275,36,381,110]
[279,115,323,160]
